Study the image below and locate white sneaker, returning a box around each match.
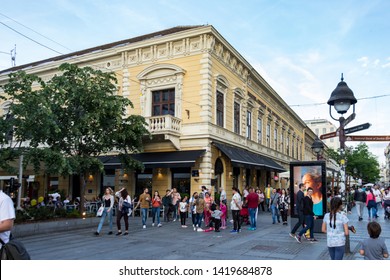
[183,225,188,228]
[194,225,197,231]
[197,228,204,232]
[143,225,146,229]
[157,223,162,227]
[173,219,176,222]
[152,223,155,227]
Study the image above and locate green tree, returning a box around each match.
[0,63,149,212]
[325,143,380,183]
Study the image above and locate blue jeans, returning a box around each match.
[265,198,270,211]
[97,207,113,233]
[271,205,280,223]
[141,208,148,226]
[152,207,161,224]
[196,212,204,228]
[368,206,377,219]
[299,215,314,238]
[328,246,345,260]
[248,208,257,228]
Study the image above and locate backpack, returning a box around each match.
[0,236,31,260]
[121,200,133,214]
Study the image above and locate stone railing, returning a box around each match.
[146,115,181,135]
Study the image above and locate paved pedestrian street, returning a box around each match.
[16,207,390,260]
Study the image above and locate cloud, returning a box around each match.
[357,56,369,67]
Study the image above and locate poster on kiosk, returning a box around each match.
[290,161,327,219]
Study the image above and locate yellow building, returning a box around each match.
[0,25,318,202]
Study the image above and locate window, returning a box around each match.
[216,91,224,127]
[246,111,252,139]
[315,128,319,136]
[266,124,271,147]
[257,118,262,144]
[292,138,295,158]
[322,128,326,134]
[234,102,240,134]
[152,88,175,116]
[330,127,335,132]
[280,132,284,153]
[274,128,278,150]
[286,136,290,156]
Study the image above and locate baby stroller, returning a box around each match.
[239,205,250,226]
[384,200,390,220]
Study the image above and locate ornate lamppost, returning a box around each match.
[311,137,325,161]
[327,73,357,254]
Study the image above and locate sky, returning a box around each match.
[1,0,389,165]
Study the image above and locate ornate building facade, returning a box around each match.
[1,25,321,201]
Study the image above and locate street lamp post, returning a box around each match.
[327,73,357,254]
[311,137,325,161]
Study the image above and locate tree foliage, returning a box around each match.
[325,143,380,183]
[0,63,150,209]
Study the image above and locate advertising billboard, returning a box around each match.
[290,161,327,218]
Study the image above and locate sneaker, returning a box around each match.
[123,232,128,235]
[173,219,176,222]
[94,231,99,236]
[108,231,113,235]
[248,227,255,231]
[157,223,162,227]
[183,225,188,228]
[152,223,155,227]
[309,238,318,243]
[302,234,309,241]
[143,225,146,229]
[194,226,197,231]
[230,229,237,233]
[238,228,242,232]
[295,235,302,243]
[116,232,122,236]
[289,233,295,238]
[197,228,204,232]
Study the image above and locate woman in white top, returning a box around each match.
[322,197,349,260]
[230,187,242,233]
[115,188,132,235]
[95,187,114,235]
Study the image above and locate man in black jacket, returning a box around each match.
[290,183,305,238]
[295,187,317,243]
[354,186,367,221]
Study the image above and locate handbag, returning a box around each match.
[1,236,31,260]
[96,205,104,217]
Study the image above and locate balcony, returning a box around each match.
[146,115,182,149]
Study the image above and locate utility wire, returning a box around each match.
[289,94,390,107]
[0,12,73,52]
[0,21,63,55]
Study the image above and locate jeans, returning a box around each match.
[299,215,314,238]
[265,198,270,211]
[116,209,129,231]
[367,206,377,219]
[180,212,187,226]
[141,208,148,226]
[97,207,113,233]
[291,211,304,234]
[196,212,204,228]
[248,208,257,228]
[328,246,345,260]
[271,204,280,223]
[152,207,161,224]
[232,210,241,231]
[191,211,197,225]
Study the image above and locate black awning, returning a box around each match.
[213,142,286,173]
[100,150,205,169]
